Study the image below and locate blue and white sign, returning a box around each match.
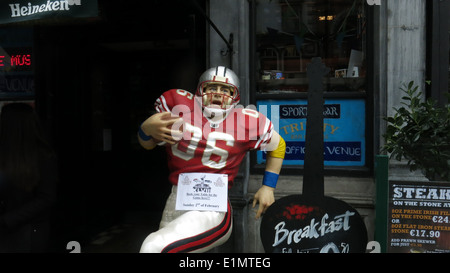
[257,99,366,166]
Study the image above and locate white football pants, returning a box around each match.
[139,186,233,253]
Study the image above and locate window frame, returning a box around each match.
[249,0,375,177]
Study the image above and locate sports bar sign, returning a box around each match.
[0,0,98,24]
[257,99,365,166]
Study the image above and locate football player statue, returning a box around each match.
[137,66,286,253]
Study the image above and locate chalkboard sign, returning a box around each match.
[388,181,450,253]
[260,195,368,253]
[260,57,368,253]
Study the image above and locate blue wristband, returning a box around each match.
[262,171,279,188]
[138,125,152,141]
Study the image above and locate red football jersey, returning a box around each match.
[155,89,194,113]
[154,89,273,188]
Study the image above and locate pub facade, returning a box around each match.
[0,0,448,253]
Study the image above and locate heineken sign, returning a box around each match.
[0,0,98,24]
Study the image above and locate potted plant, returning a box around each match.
[383,81,450,182]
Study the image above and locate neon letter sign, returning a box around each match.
[0,53,32,68]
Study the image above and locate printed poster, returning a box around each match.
[176,173,228,212]
[388,181,450,253]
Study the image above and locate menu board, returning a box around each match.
[388,181,450,253]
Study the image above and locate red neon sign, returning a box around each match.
[0,54,31,68]
[11,54,31,66]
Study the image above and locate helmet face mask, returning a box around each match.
[201,82,237,110]
[196,66,240,118]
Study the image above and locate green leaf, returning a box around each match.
[383,80,450,181]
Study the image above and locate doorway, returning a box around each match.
[35,0,207,252]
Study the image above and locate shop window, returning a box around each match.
[0,27,34,102]
[251,0,370,172]
[255,0,366,93]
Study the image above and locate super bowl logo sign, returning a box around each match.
[192,176,212,193]
[260,196,368,253]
